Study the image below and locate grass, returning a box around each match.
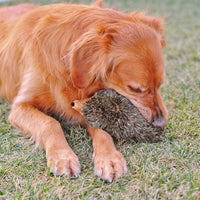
[0,0,200,199]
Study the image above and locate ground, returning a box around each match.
[0,0,200,199]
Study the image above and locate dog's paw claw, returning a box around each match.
[93,150,127,182]
[46,148,80,178]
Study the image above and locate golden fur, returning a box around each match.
[0,1,167,181]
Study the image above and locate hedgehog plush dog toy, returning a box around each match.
[72,89,164,143]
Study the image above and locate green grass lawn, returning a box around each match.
[0,0,200,199]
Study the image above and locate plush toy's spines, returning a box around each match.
[82,89,164,143]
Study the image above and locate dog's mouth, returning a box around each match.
[129,99,153,124]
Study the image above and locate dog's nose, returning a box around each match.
[152,106,167,128]
[152,116,167,128]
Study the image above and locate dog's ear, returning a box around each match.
[70,26,116,89]
[130,12,166,47]
[92,0,103,7]
[143,16,166,47]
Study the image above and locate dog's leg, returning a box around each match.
[87,126,127,182]
[9,103,80,177]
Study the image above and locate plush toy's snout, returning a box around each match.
[71,99,90,115]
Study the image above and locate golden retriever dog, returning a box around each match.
[0,0,168,182]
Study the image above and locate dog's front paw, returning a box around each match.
[46,147,80,177]
[93,150,127,182]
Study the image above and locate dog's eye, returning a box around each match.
[128,85,142,93]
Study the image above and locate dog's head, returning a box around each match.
[70,12,167,128]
